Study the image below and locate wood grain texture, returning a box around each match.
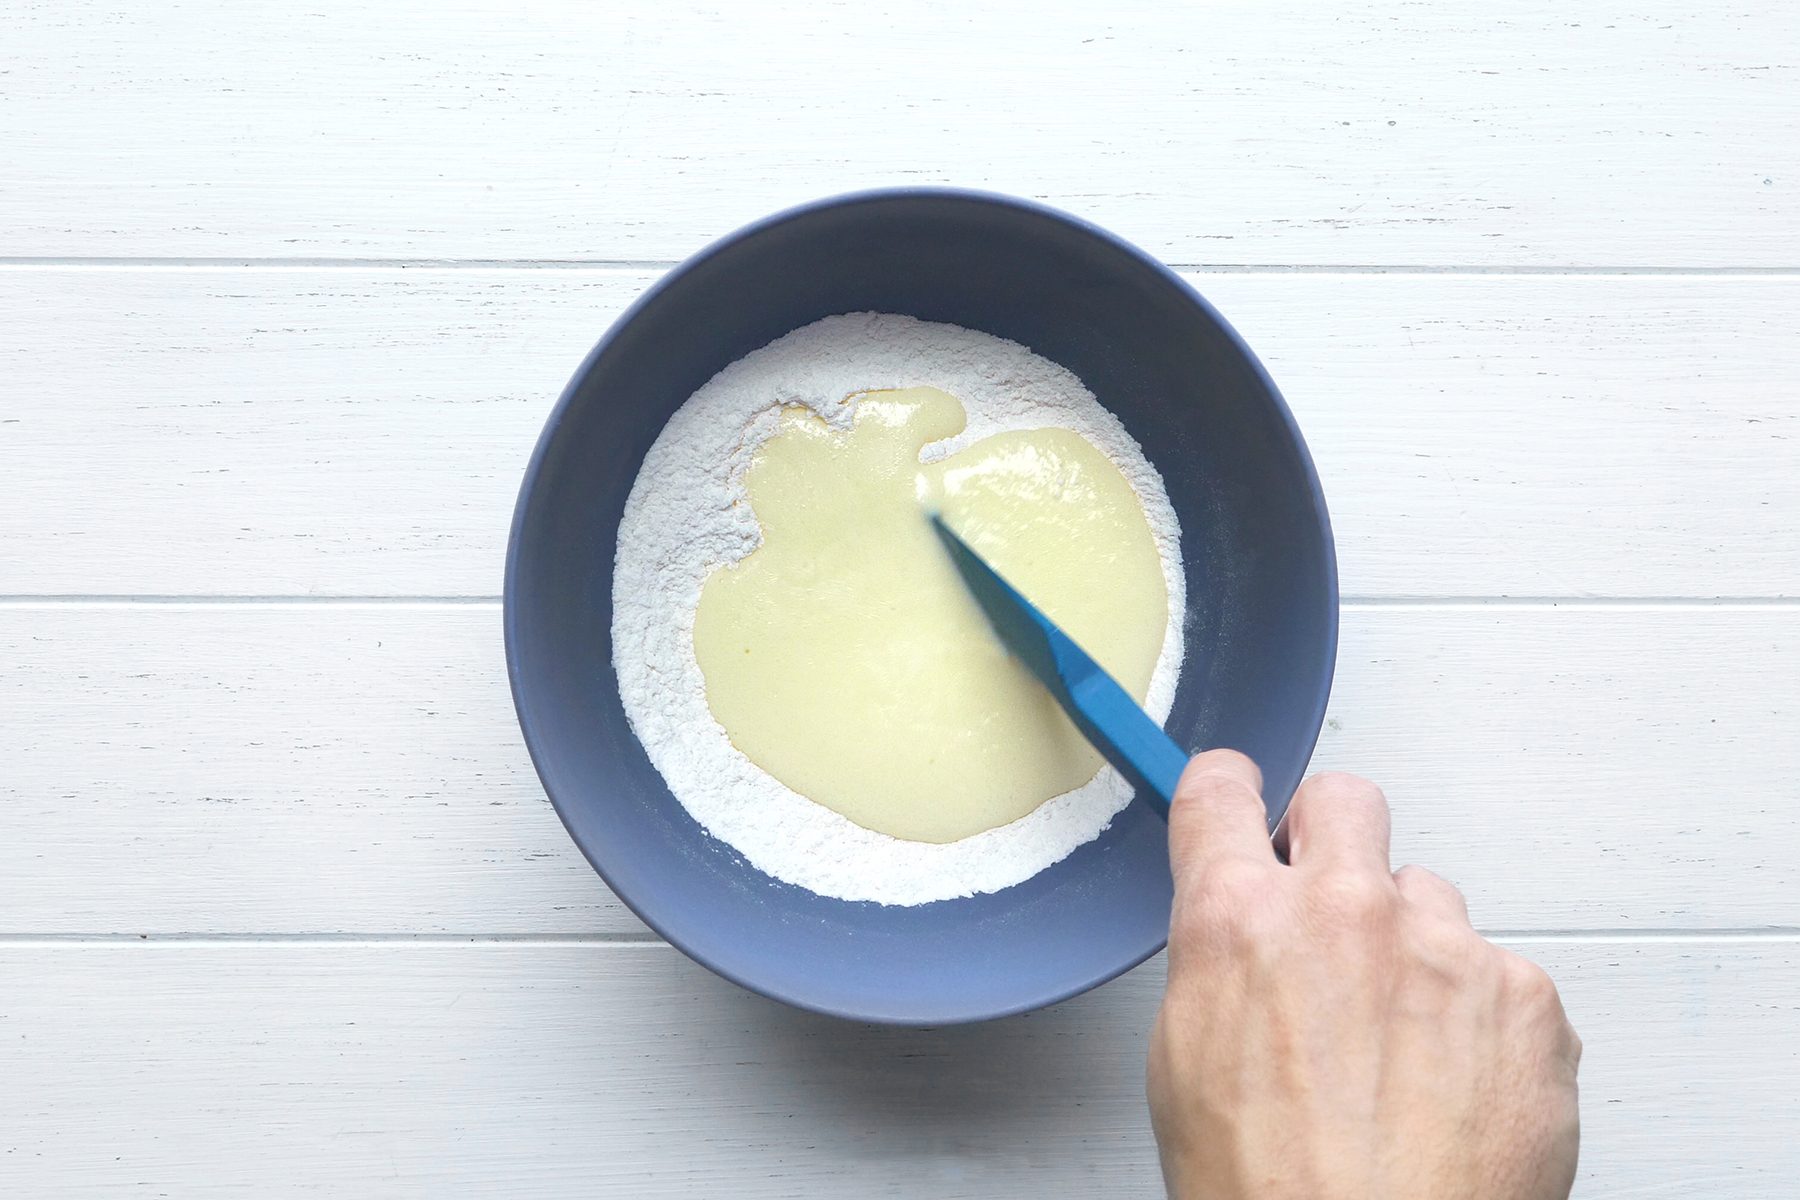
[5,602,1795,935]
[0,940,1794,1198]
[6,0,1795,1190]
[0,603,630,935]
[5,268,1798,598]
[3,1,1796,264]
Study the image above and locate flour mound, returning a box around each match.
[612,313,1184,905]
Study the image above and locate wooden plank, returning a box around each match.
[0,603,636,935]
[0,939,1794,1197]
[4,268,1798,598]
[3,603,1795,934]
[2,2,1796,264]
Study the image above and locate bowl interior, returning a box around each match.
[506,191,1337,1024]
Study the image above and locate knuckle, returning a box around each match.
[1409,914,1478,965]
[1395,864,1468,906]
[1302,771,1387,808]
[1291,772,1392,843]
[1397,934,1470,1003]
[1392,864,1439,889]
[1308,869,1394,925]
[1176,771,1266,822]
[1501,952,1559,1004]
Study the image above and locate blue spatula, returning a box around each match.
[930,514,1190,817]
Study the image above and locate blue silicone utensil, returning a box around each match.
[930,514,1190,815]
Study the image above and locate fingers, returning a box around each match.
[1168,750,1274,878]
[1394,864,1470,924]
[1284,772,1391,874]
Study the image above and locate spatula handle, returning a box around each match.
[1062,669,1190,816]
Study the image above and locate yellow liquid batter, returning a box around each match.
[693,386,1168,844]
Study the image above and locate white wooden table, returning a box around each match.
[4,3,1798,1195]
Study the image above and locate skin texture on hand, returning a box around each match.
[1148,752,1581,1200]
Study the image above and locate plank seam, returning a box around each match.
[1,930,1796,945]
[3,597,1797,610]
[0,933,666,945]
[4,258,1800,276]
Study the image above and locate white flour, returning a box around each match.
[612,313,1184,905]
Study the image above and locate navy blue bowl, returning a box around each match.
[505,189,1337,1025]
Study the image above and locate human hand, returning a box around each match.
[1147,751,1581,1200]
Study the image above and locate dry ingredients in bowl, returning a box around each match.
[612,313,1184,905]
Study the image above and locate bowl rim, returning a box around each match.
[504,186,1339,1024]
